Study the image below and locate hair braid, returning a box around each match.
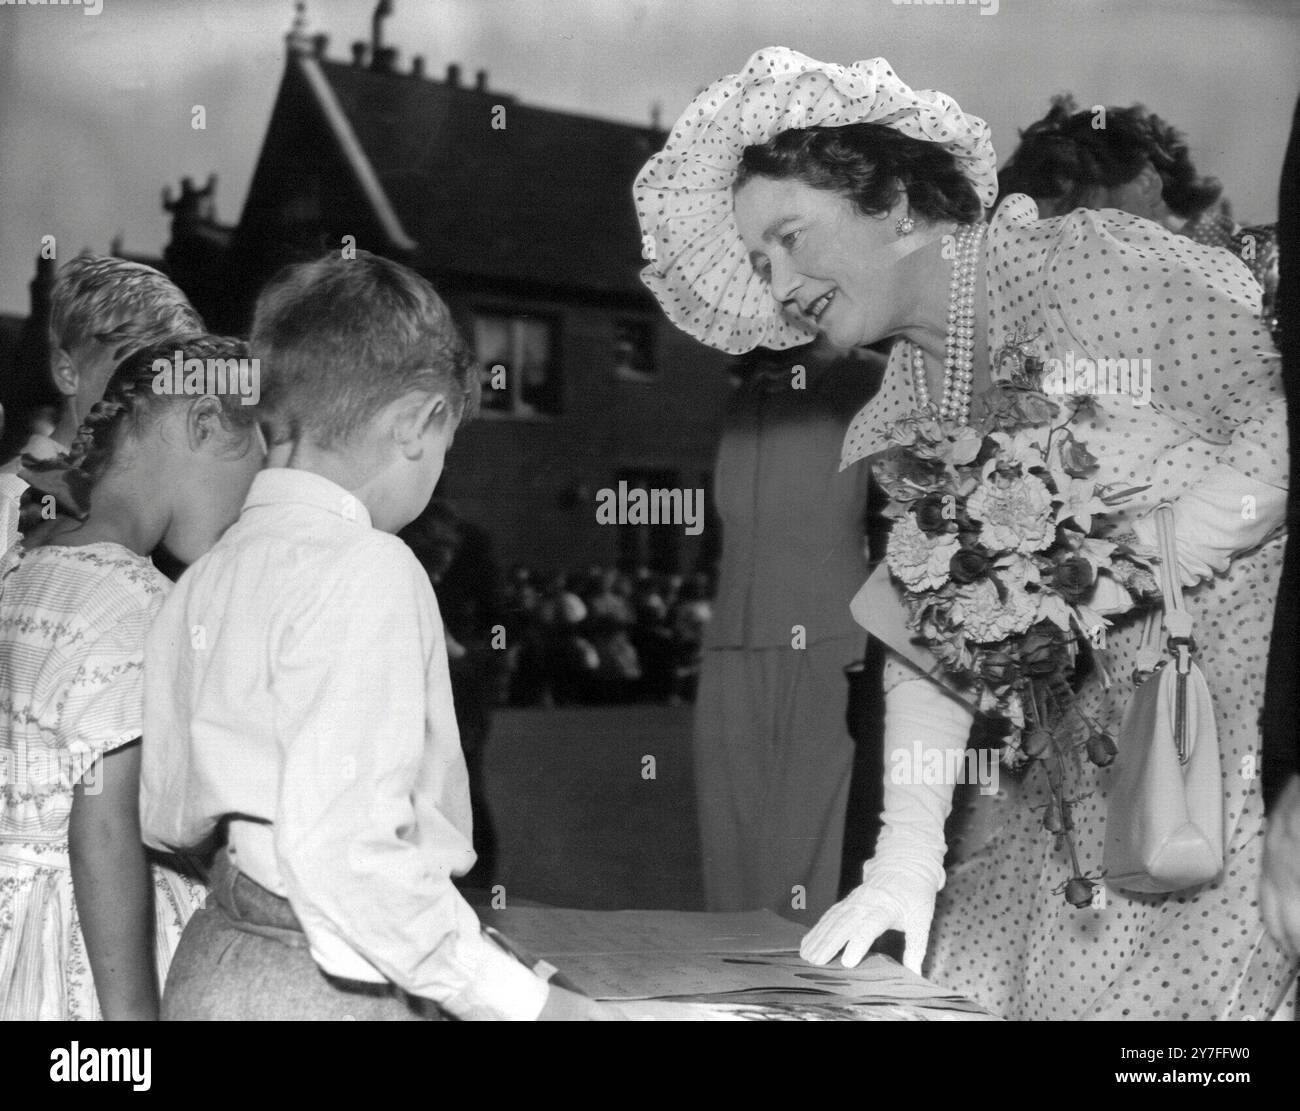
[23,334,252,513]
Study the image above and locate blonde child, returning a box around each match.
[4,253,203,474]
[0,335,264,1019]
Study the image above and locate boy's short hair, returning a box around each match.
[48,253,204,360]
[250,251,480,448]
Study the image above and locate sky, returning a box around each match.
[1,0,1298,314]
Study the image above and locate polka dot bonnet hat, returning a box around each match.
[634,48,998,354]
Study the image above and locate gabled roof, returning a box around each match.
[241,47,667,302]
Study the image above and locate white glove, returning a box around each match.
[801,672,973,973]
[1132,464,1286,588]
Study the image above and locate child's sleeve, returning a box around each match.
[269,540,549,1021]
[59,601,160,787]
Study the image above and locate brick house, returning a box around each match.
[208,17,732,575]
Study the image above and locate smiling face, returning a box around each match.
[733,175,906,350]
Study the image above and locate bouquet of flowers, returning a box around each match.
[872,332,1159,906]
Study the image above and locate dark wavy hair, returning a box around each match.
[734,123,984,225]
[996,95,1222,219]
[24,334,257,512]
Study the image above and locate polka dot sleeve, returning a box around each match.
[1043,207,1287,489]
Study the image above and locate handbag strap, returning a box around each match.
[1151,503,1200,764]
[1152,503,1195,670]
[1134,503,1195,675]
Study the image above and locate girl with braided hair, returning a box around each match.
[0,335,264,1019]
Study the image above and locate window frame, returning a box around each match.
[470,305,564,419]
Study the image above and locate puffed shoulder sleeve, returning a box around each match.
[1044,208,1286,489]
[59,588,166,780]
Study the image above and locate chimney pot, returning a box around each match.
[285,0,309,53]
[311,32,328,58]
[351,41,368,67]
[446,63,461,87]
[412,55,425,78]
[475,69,488,92]
[372,46,398,73]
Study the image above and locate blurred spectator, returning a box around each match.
[499,562,714,707]
[691,342,875,921]
[399,498,503,886]
[582,568,642,702]
[669,572,713,704]
[631,575,676,701]
[997,94,1279,336]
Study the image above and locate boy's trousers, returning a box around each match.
[162,847,444,1021]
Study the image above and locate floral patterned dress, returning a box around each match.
[0,542,206,1020]
[841,195,1296,1019]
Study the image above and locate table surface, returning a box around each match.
[477,905,999,1020]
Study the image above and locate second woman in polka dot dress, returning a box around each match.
[635,47,1296,1019]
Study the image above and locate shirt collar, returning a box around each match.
[19,432,69,462]
[242,467,374,529]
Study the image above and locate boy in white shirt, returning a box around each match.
[141,252,613,1020]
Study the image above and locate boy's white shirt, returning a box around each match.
[141,467,549,1021]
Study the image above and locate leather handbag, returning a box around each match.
[1103,503,1225,893]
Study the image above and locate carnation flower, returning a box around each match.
[965,471,1055,553]
[951,555,1041,642]
[886,513,961,592]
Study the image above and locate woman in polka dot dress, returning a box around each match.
[635,47,1296,1019]
[916,195,1293,1020]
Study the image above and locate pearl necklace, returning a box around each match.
[910,222,985,424]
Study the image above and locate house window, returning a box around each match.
[472,310,560,416]
[613,318,657,382]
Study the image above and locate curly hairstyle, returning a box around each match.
[735,123,984,225]
[996,94,1223,219]
[24,334,257,513]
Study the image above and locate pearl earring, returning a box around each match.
[895,215,915,236]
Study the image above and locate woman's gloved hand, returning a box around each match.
[1132,465,1286,588]
[801,670,973,973]
[801,858,944,973]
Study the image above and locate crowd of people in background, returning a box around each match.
[501,564,714,707]
[398,496,715,710]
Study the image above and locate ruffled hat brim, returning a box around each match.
[635,48,998,355]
